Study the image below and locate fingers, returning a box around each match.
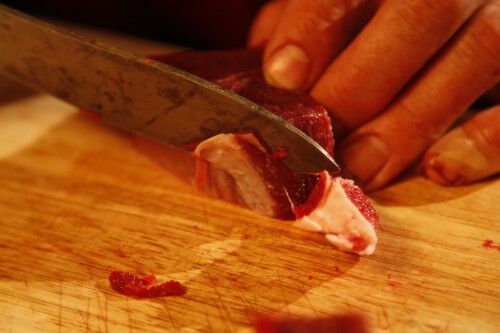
[262,0,368,91]
[248,0,289,48]
[422,106,500,186]
[338,1,500,190]
[311,0,484,131]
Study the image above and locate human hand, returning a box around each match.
[248,0,500,190]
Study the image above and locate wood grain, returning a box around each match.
[0,29,499,333]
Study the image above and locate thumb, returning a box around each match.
[422,105,500,186]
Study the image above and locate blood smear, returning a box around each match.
[109,271,186,298]
[254,314,369,333]
[271,146,288,159]
[182,141,202,151]
[387,274,400,287]
[482,239,500,251]
[79,109,101,119]
[349,236,368,252]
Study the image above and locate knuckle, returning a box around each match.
[397,101,442,145]
[469,107,500,150]
[256,0,287,21]
[421,0,467,14]
[472,122,500,152]
[295,0,347,30]
[467,2,500,70]
[396,0,480,30]
[415,0,472,22]
[477,2,500,45]
[264,0,288,11]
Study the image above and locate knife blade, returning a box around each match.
[0,5,339,174]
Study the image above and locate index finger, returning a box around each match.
[262,0,370,91]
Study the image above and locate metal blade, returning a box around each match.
[0,5,339,173]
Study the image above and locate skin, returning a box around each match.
[248,0,500,190]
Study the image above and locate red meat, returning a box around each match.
[254,313,369,333]
[137,49,379,255]
[195,133,295,219]
[152,49,334,157]
[151,49,334,205]
[109,271,186,298]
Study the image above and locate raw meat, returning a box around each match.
[482,239,500,251]
[192,133,378,255]
[151,49,334,206]
[194,133,295,219]
[139,49,380,255]
[109,271,186,298]
[254,313,369,333]
[293,172,378,255]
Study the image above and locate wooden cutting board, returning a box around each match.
[0,30,499,333]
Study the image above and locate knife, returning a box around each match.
[0,5,339,174]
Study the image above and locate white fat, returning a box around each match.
[294,177,377,255]
[194,134,276,217]
[293,218,322,232]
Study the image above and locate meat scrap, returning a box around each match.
[254,313,369,333]
[144,49,380,255]
[482,239,500,251]
[109,271,186,298]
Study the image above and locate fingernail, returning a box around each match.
[265,45,310,90]
[422,153,466,186]
[339,135,389,184]
[423,127,500,186]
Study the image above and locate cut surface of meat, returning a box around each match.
[138,49,380,255]
[293,172,378,255]
[109,271,187,298]
[152,49,334,206]
[193,134,378,255]
[195,133,295,219]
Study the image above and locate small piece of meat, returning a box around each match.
[254,313,369,333]
[109,271,186,298]
[482,239,500,251]
[195,133,295,219]
[294,172,378,255]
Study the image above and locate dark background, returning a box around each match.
[2,0,266,48]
